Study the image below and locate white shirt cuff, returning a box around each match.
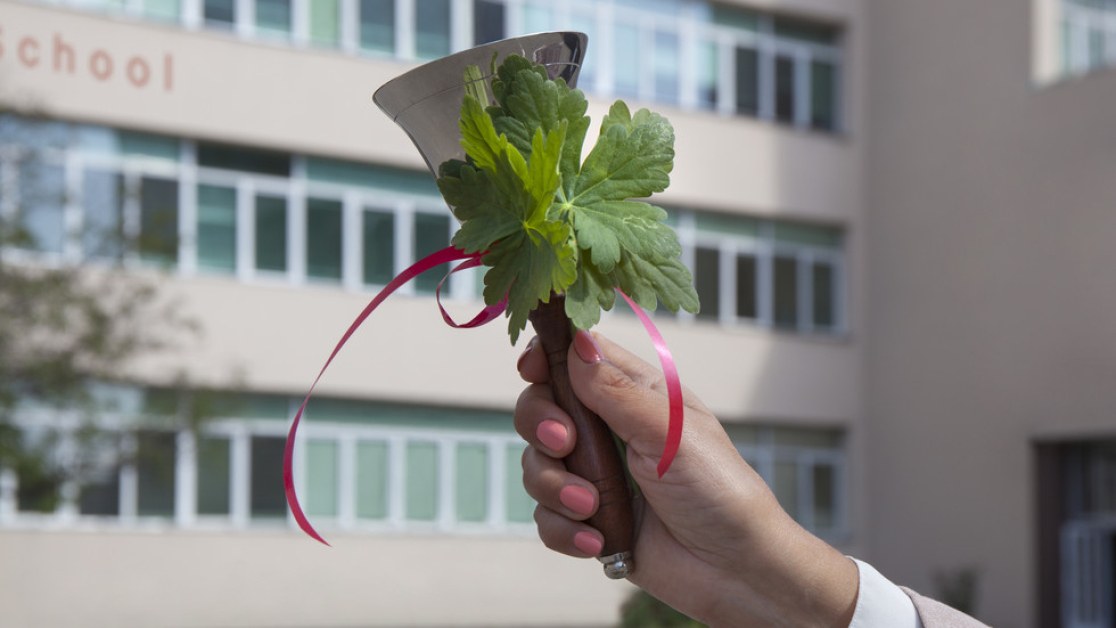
[847,558,923,628]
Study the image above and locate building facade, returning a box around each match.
[0,0,1110,626]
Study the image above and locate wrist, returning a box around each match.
[710,512,859,627]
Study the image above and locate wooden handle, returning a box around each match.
[528,296,634,576]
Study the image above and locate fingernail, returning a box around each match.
[559,485,596,516]
[516,337,537,372]
[573,531,603,556]
[536,420,568,451]
[572,330,602,364]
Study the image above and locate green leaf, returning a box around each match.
[483,220,577,344]
[559,100,698,318]
[437,56,699,343]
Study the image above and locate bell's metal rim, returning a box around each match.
[371,31,588,122]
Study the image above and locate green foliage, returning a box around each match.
[619,590,706,628]
[436,56,699,343]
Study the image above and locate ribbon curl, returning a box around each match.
[283,246,685,544]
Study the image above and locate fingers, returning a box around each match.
[516,336,548,384]
[534,505,604,558]
[514,383,577,457]
[565,330,674,454]
[521,447,598,521]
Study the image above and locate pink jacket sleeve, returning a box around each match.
[901,587,993,628]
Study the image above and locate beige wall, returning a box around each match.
[865,1,1116,626]
[0,529,632,626]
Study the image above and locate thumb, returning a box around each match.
[566,330,671,459]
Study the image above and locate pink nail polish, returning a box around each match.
[559,485,596,516]
[536,420,568,451]
[573,531,603,556]
[572,330,602,364]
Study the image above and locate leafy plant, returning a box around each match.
[437,55,699,343]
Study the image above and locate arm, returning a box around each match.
[515,330,859,627]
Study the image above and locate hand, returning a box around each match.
[515,330,859,627]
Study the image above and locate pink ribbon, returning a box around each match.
[616,291,684,478]
[283,247,686,544]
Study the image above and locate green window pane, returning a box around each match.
[523,4,552,33]
[204,0,235,25]
[415,0,451,59]
[306,440,339,517]
[363,209,395,285]
[139,176,179,267]
[812,463,836,530]
[775,55,796,124]
[812,262,835,329]
[310,0,341,46]
[811,61,837,132]
[136,431,176,517]
[697,40,718,109]
[772,427,842,449]
[83,169,125,260]
[695,212,759,238]
[694,247,720,321]
[307,198,343,281]
[614,23,641,99]
[120,131,180,161]
[18,162,65,253]
[455,443,488,522]
[406,442,438,521]
[734,47,759,116]
[773,255,798,329]
[736,254,757,319]
[257,0,292,34]
[774,461,799,521]
[197,184,237,273]
[774,17,838,45]
[505,443,533,523]
[653,30,680,104]
[198,142,290,177]
[250,436,286,519]
[255,194,287,272]
[772,223,842,248]
[356,441,389,519]
[570,13,596,86]
[413,212,450,294]
[712,4,758,31]
[143,0,181,21]
[306,157,438,196]
[79,467,120,516]
[197,436,231,515]
[360,0,395,54]
[474,0,505,45]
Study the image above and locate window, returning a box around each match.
[413,212,450,294]
[679,211,844,335]
[474,0,505,45]
[256,0,292,36]
[255,195,288,273]
[306,198,343,281]
[138,177,180,267]
[309,0,341,46]
[2,390,534,535]
[204,0,235,26]
[360,0,395,54]
[250,436,286,519]
[197,185,237,273]
[415,0,451,59]
[363,209,395,285]
[729,424,845,536]
[1062,0,1116,75]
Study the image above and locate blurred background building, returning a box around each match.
[0,0,1111,626]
